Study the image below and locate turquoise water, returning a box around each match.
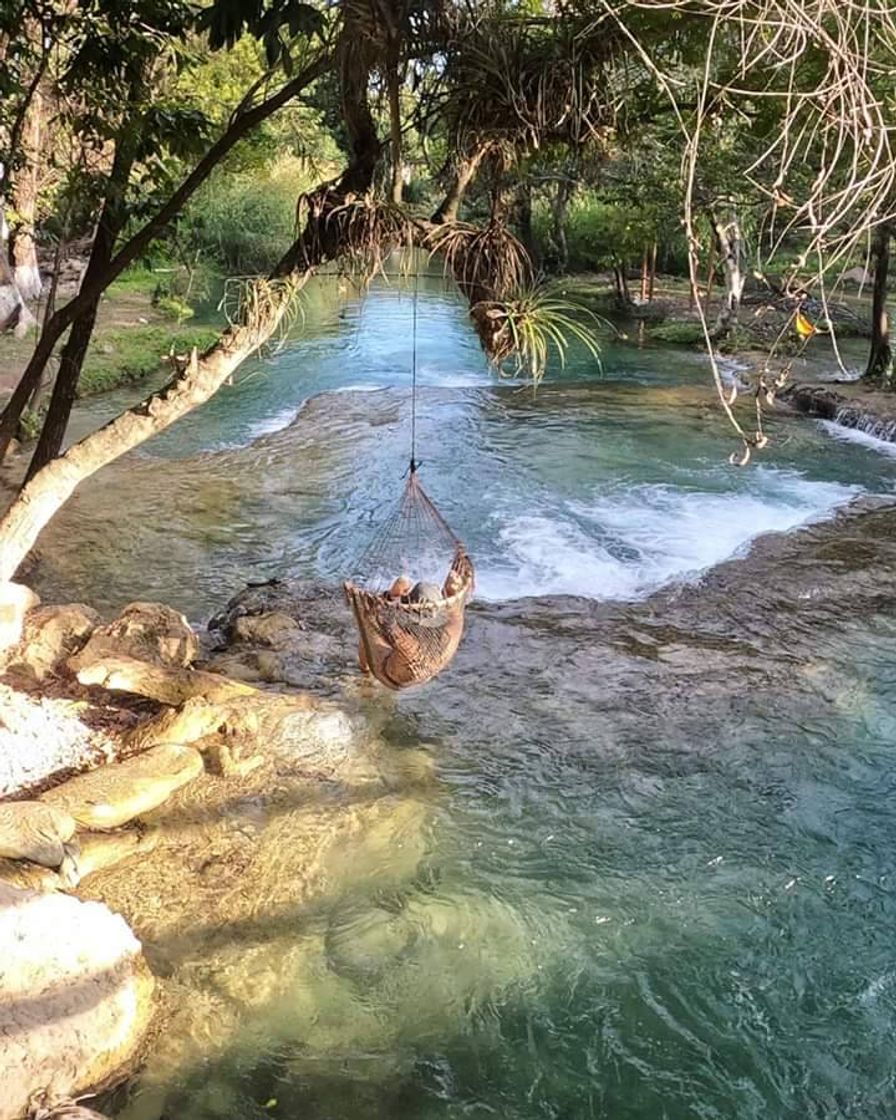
[43,271,896,616]
[46,272,896,1119]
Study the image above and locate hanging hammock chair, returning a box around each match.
[342,273,474,690]
[344,467,474,690]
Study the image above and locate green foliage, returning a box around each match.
[649,321,707,346]
[183,157,318,273]
[495,285,608,382]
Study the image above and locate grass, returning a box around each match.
[649,321,707,346]
[77,322,221,397]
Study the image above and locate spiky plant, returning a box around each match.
[478,285,608,384]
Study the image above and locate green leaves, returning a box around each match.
[197,0,325,65]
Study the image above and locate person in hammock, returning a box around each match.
[357,576,464,688]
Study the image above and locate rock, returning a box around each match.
[0,857,63,892]
[0,882,155,1120]
[0,683,106,801]
[41,744,204,829]
[76,828,158,882]
[0,582,39,655]
[0,801,77,867]
[69,601,199,674]
[232,611,303,649]
[9,603,100,681]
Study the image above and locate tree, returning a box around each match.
[865,223,892,383]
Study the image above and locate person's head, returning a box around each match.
[387,575,413,600]
[408,581,442,604]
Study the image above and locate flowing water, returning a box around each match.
[38,271,896,1118]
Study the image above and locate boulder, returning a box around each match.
[41,744,204,829]
[0,882,155,1120]
[68,601,199,674]
[0,582,39,655]
[232,611,303,649]
[0,800,77,867]
[10,603,100,681]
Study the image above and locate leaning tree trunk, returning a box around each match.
[710,210,744,339]
[0,33,374,582]
[865,224,893,383]
[0,52,330,464]
[0,306,293,582]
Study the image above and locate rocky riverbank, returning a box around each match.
[782,381,896,443]
[0,586,374,1117]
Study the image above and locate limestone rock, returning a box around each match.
[41,744,204,829]
[69,601,199,674]
[11,603,100,681]
[76,828,159,882]
[0,857,62,892]
[0,581,39,655]
[232,611,303,649]
[0,882,155,1120]
[0,800,77,867]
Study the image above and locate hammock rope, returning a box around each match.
[343,274,474,690]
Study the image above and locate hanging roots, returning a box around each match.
[218,275,305,354]
[426,220,537,360]
[296,189,414,279]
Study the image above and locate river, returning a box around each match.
[32,270,896,1118]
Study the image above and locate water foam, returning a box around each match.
[819,419,896,458]
[476,474,860,601]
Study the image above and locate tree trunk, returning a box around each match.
[24,111,138,479]
[0,52,330,464]
[10,82,44,302]
[0,315,291,582]
[613,262,631,306]
[549,178,573,273]
[515,180,538,268]
[710,211,744,339]
[25,303,97,479]
[431,146,489,224]
[387,64,403,205]
[648,241,657,301]
[864,224,893,383]
[640,244,649,301]
[0,38,373,582]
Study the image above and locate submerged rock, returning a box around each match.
[69,601,199,674]
[0,883,155,1120]
[0,800,77,867]
[41,744,203,829]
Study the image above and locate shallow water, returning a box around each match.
[43,272,896,1119]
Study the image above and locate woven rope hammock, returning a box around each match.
[343,277,474,690]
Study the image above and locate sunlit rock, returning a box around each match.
[0,581,39,655]
[0,800,77,866]
[0,883,155,1120]
[8,603,100,682]
[41,744,203,829]
[69,601,199,674]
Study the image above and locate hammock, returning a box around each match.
[344,468,474,690]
